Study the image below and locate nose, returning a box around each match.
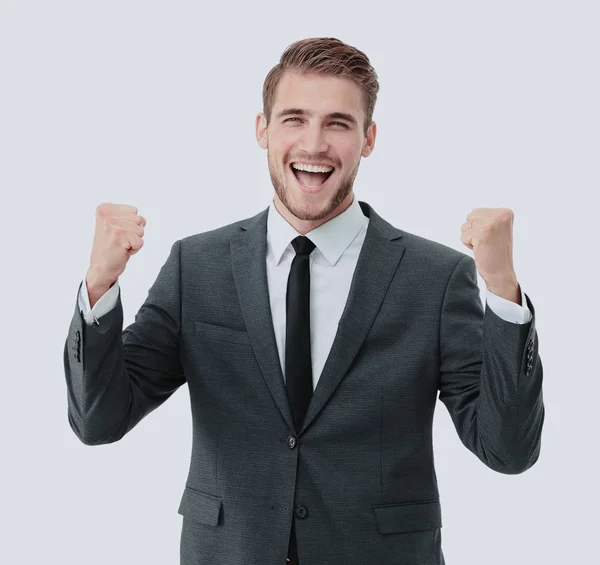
[298,123,329,154]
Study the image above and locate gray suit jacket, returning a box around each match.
[64,200,544,565]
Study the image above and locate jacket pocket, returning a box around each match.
[178,485,223,526]
[372,499,442,534]
[195,321,251,346]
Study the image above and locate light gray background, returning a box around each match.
[1,1,597,563]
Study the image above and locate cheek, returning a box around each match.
[270,140,292,163]
[341,145,362,166]
[332,138,359,159]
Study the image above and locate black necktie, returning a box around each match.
[285,235,316,433]
[286,235,316,562]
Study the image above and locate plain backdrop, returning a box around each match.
[1,1,598,563]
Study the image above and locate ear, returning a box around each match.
[361,121,377,157]
[256,113,268,149]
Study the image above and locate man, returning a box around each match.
[64,37,544,565]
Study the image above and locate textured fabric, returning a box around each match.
[77,197,532,345]
[64,199,544,565]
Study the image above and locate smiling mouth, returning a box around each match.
[289,163,335,190]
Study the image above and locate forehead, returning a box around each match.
[272,71,364,119]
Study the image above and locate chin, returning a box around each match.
[288,187,345,221]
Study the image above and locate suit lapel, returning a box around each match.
[230,207,295,430]
[230,200,405,434]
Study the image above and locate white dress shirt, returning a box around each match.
[79,197,531,390]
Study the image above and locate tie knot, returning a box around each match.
[291,235,316,256]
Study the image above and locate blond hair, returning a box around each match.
[262,37,379,137]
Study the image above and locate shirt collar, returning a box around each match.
[267,195,368,267]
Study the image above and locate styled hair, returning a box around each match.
[262,37,379,137]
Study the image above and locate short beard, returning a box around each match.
[268,153,359,222]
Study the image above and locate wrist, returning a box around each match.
[485,275,520,304]
[86,269,114,300]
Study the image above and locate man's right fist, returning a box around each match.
[86,203,146,293]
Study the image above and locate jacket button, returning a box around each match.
[295,505,308,519]
[287,436,297,449]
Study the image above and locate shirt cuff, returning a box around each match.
[78,272,120,325]
[486,284,532,324]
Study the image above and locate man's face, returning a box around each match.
[256,71,376,223]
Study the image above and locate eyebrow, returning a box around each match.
[275,108,358,126]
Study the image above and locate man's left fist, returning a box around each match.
[461,208,518,295]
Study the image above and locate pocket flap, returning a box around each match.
[373,500,442,534]
[178,486,223,526]
[195,320,251,345]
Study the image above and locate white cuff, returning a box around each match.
[78,273,120,325]
[486,285,532,324]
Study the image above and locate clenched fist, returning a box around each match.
[86,203,146,297]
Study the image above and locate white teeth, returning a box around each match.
[292,163,334,173]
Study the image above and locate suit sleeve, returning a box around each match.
[63,240,186,445]
[437,255,544,474]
